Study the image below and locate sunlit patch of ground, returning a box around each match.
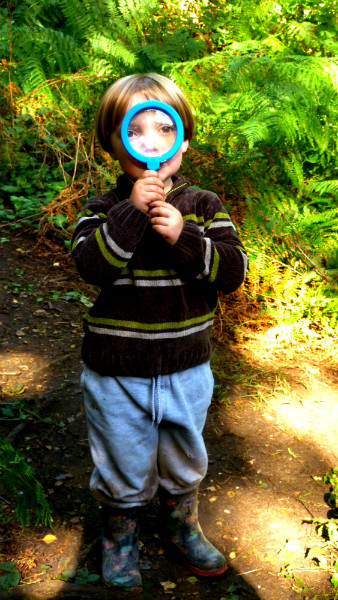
[237,323,338,460]
[209,322,338,599]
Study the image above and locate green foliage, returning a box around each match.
[0,439,52,529]
[60,568,100,584]
[62,290,93,307]
[324,467,338,509]
[0,397,28,420]
[0,110,74,229]
[0,562,21,592]
[306,467,338,592]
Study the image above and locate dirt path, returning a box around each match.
[0,231,337,600]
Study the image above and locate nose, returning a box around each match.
[139,133,158,155]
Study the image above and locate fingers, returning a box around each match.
[148,204,171,219]
[140,170,160,179]
[130,172,165,212]
[139,171,165,191]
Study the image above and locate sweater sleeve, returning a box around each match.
[71,195,149,287]
[170,193,248,294]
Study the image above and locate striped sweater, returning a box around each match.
[72,173,247,377]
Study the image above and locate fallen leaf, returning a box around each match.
[209,496,217,502]
[187,576,198,583]
[160,580,177,592]
[227,491,236,498]
[42,534,57,544]
[229,551,236,559]
[259,480,269,489]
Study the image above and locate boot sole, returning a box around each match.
[182,557,228,577]
[104,582,142,593]
[163,537,228,577]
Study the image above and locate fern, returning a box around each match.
[89,35,136,67]
[308,179,338,196]
[0,0,156,107]
[287,20,317,46]
[0,439,52,529]
[281,152,304,188]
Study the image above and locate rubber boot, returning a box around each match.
[160,489,227,576]
[102,506,142,592]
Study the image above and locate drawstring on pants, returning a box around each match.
[151,375,163,426]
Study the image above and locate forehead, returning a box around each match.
[130,108,175,127]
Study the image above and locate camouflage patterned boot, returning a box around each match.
[160,489,227,576]
[102,507,142,592]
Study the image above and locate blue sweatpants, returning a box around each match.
[81,362,214,509]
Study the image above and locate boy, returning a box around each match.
[72,73,247,592]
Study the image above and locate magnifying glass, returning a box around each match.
[120,100,184,171]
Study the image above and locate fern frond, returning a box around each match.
[58,0,96,40]
[308,179,338,196]
[281,152,304,188]
[89,35,136,67]
[0,439,52,529]
[238,118,270,148]
[287,20,317,45]
[17,57,49,94]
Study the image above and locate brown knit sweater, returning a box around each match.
[71,173,247,377]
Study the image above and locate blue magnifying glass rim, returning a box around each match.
[120,100,184,171]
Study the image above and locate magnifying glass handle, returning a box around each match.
[146,157,161,170]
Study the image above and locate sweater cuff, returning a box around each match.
[170,222,205,276]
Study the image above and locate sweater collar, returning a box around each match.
[165,174,190,202]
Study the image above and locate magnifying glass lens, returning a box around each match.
[127,108,177,158]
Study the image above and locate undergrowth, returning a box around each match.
[0,439,52,529]
[305,468,338,596]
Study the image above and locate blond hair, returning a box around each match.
[95,73,194,153]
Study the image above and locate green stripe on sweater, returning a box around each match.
[84,310,215,332]
[95,228,127,268]
[209,247,220,283]
[183,212,230,227]
[121,268,178,277]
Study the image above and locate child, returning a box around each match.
[72,73,247,592]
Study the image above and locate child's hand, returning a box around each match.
[130,170,165,213]
[148,200,184,245]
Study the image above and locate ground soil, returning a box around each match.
[0,230,337,600]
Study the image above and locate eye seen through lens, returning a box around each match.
[127,108,177,157]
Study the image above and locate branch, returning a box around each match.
[287,238,329,282]
[274,204,330,282]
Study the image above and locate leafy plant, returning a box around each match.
[0,439,52,528]
[305,467,338,591]
[0,397,27,418]
[0,562,20,592]
[324,467,338,508]
[62,290,93,307]
[61,568,100,584]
